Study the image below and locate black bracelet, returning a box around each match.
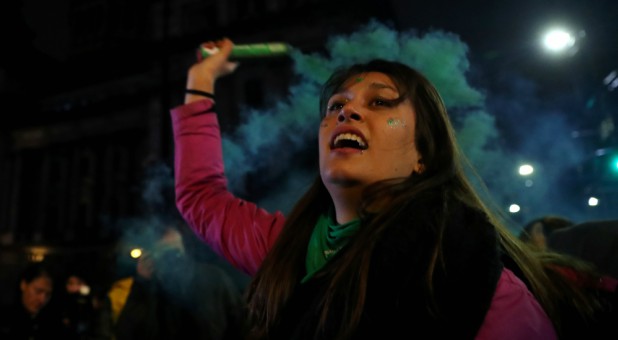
[185,89,215,99]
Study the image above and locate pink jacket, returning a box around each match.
[171,99,557,339]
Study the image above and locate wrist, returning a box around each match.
[184,89,215,105]
[185,89,214,99]
[186,67,215,93]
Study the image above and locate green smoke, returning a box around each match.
[221,20,516,220]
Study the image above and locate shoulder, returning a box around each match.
[0,302,23,332]
[548,219,618,278]
[476,268,558,340]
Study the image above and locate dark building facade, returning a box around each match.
[0,0,398,302]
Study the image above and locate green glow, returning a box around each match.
[611,155,618,174]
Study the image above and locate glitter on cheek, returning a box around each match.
[355,77,364,83]
[387,118,406,128]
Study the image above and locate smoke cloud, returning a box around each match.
[184,20,602,234]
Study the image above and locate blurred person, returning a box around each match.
[517,217,618,339]
[65,272,90,295]
[519,215,575,251]
[0,262,71,339]
[170,37,616,339]
[92,219,246,340]
[548,219,618,279]
[57,269,97,339]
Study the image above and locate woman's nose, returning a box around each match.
[337,103,362,122]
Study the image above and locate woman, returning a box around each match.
[0,262,72,339]
[170,38,607,339]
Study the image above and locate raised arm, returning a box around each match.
[170,38,286,276]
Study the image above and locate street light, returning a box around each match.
[518,164,534,176]
[541,26,583,56]
[543,28,575,52]
[518,164,534,187]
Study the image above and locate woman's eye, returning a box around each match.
[327,102,344,112]
[372,98,395,107]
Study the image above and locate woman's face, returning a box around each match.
[21,275,53,316]
[319,72,422,192]
[65,275,85,294]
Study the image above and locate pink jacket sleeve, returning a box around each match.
[475,268,558,340]
[170,99,286,276]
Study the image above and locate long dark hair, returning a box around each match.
[246,59,603,339]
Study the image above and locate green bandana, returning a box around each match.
[302,213,360,283]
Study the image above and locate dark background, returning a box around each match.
[1,0,617,302]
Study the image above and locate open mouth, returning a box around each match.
[331,133,368,150]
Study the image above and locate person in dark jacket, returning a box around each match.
[92,220,247,340]
[548,219,618,279]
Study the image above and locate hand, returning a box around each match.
[136,251,155,280]
[185,37,239,103]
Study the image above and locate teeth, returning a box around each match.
[334,133,366,148]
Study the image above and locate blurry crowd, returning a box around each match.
[1,214,615,340]
[0,219,250,340]
[518,215,618,278]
